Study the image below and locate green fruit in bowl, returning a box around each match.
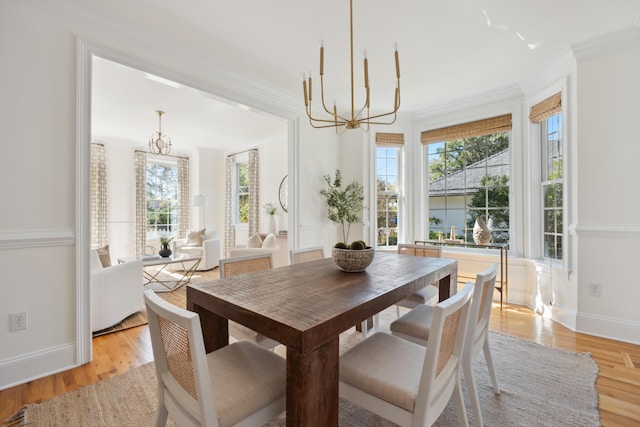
[335,242,348,249]
[349,240,365,250]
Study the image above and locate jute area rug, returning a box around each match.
[10,301,600,427]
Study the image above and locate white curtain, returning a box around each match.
[90,143,108,247]
[134,151,147,256]
[177,157,190,239]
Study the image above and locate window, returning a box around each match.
[146,160,178,239]
[541,112,563,260]
[236,162,249,223]
[530,91,563,261]
[376,146,400,246]
[423,115,511,244]
[427,134,510,243]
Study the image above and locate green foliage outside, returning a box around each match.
[429,133,509,179]
[543,159,563,258]
[376,180,398,246]
[321,170,366,244]
[428,217,442,240]
[146,163,178,236]
[466,174,510,243]
[237,164,249,223]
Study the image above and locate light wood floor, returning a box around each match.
[1,301,639,425]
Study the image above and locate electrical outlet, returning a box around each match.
[588,283,602,297]
[10,312,27,331]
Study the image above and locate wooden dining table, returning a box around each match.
[186,251,458,427]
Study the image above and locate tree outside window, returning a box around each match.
[236,163,249,223]
[146,161,178,239]
[376,147,400,246]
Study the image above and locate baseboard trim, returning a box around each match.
[550,302,578,331]
[576,311,640,346]
[0,343,77,391]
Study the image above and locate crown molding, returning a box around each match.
[412,85,524,121]
[572,26,640,62]
[519,50,575,98]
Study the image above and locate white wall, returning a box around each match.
[195,147,225,240]
[0,0,80,388]
[573,38,640,343]
[295,122,340,251]
[258,137,288,235]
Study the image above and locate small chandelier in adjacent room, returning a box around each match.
[302,0,401,134]
[149,110,172,155]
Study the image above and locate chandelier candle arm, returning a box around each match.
[395,43,400,78]
[320,39,324,75]
[363,51,369,89]
[302,0,401,133]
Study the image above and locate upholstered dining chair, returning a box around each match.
[289,246,325,264]
[395,243,444,318]
[390,263,500,426]
[339,282,474,427]
[143,290,286,427]
[219,253,280,350]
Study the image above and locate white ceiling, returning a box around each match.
[83,0,640,152]
[92,57,288,153]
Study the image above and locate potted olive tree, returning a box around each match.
[320,170,374,272]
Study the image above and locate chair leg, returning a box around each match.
[462,356,482,427]
[155,401,168,427]
[483,338,501,394]
[396,305,401,318]
[361,320,368,338]
[373,313,380,330]
[453,377,470,427]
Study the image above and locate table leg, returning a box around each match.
[438,272,457,302]
[286,337,339,427]
[355,317,373,332]
[187,301,228,353]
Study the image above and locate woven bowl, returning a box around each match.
[331,247,375,272]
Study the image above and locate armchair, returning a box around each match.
[90,248,144,332]
[172,228,221,271]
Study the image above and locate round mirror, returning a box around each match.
[279,175,288,213]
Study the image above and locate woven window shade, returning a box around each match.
[420,114,512,145]
[529,92,561,123]
[376,132,404,146]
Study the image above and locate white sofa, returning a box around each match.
[172,229,221,271]
[90,248,144,332]
[229,233,281,266]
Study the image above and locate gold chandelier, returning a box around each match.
[149,110,172,155]
[302,0,400,134]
